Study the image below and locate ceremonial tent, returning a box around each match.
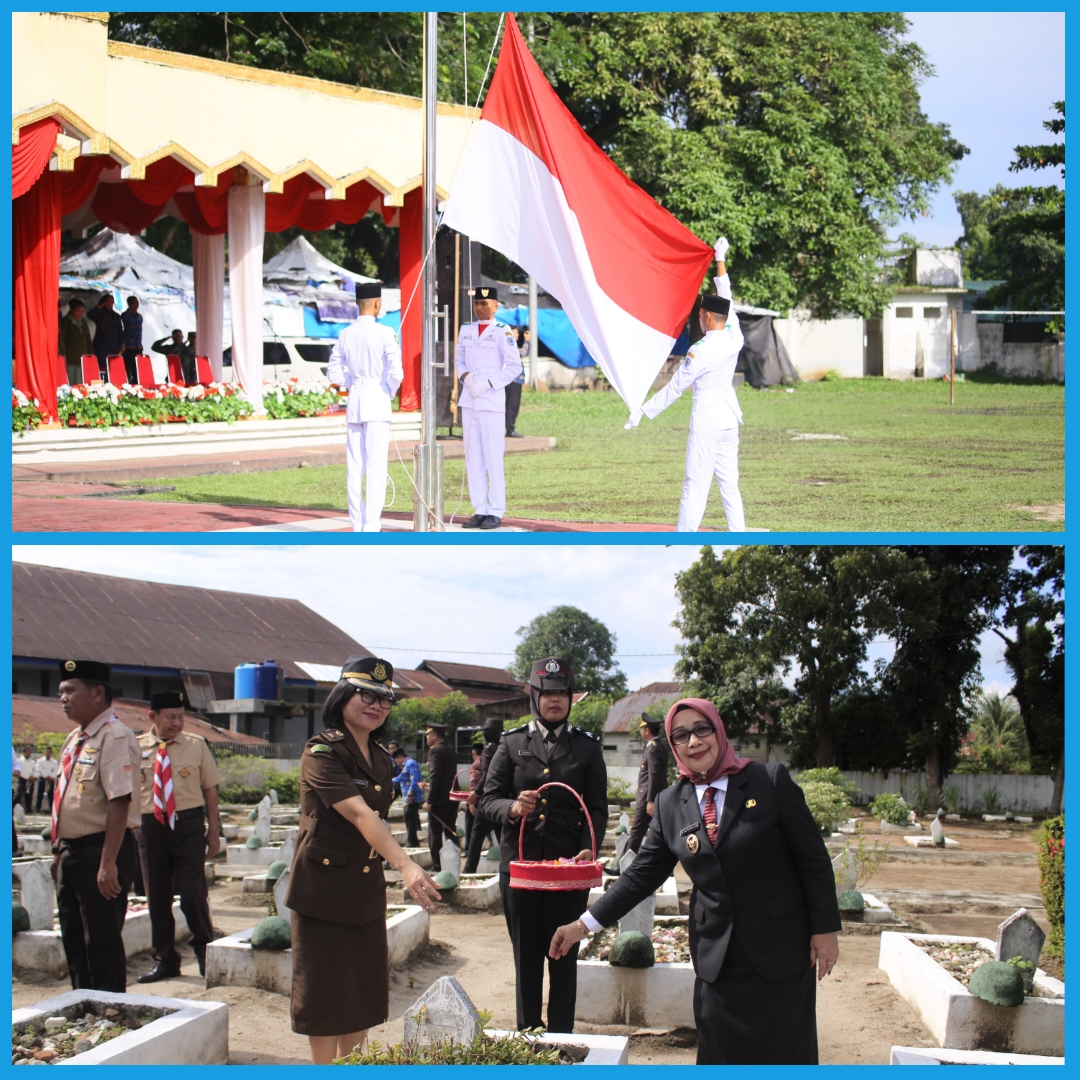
[12,11,471,419]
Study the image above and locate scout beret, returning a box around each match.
[150,690,187,712]
[58,659,111,683]
[701,294,731,317]
[354,281,383,301]
[342,654,395,699]
[473,286,499,301]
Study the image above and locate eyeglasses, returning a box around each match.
[669,722,716,746]
[357,689,393,709]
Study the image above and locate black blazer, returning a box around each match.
[634,737,669,808]
[426,739,458,805]
[480,720,608,876]
[590,762,840,983]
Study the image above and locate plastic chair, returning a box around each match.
[166,354,185,385]
[80,355,102,384]
[195,355,214,385]
[136,355,159,390]
[106,355,128,387]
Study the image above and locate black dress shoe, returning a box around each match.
[507,430,525,438]
[137,965,182,984]
[197,955,206,977]
[461,513,485,529]
[479,515,502,530]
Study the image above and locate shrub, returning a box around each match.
[943,785,963,814]
[606,778,633,804]
[796,767,860,804]
[868,792,910,826]
[799,781,850,833]
[1037,815,1064,971]
[833,824,890,890]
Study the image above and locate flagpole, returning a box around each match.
[415,11,444,532]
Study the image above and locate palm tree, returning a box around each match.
[971,692,1028,758]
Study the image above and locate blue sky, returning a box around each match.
[898,11,1065,250]
[12,545,1013,698]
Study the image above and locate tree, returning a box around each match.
[971,692,1027,757]
[566,695,612,738]
[388,691,477,750]
[993,546,1064,813]
[510,605,628,698]
[955,103,1064,320]
[673,546,906,767]
[880,547,1014,801]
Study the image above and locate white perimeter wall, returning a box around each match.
[774,312,864,380]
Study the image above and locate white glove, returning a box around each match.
[624,408,643,430]
[465,373,489,398]
[714,236,730,262]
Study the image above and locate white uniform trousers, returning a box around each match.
[461,407,507,518]
[677,426,745,533]
[346,420,391,532]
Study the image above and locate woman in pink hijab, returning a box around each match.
[550,698,840,1064]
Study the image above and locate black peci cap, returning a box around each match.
[701,294,731,317]
[354,282,383,301]
[473,286,499,302]
[58,659,111,683]
[150,690,187,712]
[342,655,395,700]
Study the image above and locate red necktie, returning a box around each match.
[51,732,87,846]
[153,741,176,829]
[702,786,719,844]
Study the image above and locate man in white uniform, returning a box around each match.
[326,282,403,532]
[455,286,524,529]
[626,237,746,532]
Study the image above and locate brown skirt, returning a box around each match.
[290,910,389,1037]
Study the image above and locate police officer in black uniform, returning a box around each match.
[463,718,503,874]
[628,710,669,854]
[480,657,608,1033]
[421,722,459,872]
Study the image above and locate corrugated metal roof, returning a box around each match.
[604,683,684,733]
[12,563,369,681]
[400,669,455,699]
[12,694,268,746]
[418,659,524,689]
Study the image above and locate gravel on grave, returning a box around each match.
[918,942,1053,998]
[12,1006,165,1064]
[588,923,690,964]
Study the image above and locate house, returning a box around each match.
[410,660,529,723]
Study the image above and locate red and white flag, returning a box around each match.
[443,14,715,412]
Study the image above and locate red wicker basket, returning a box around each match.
[449,770,471,803]
[509,782,604,890]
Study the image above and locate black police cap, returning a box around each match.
[529,657,573,692]
[342,655,395,699]
[150,690,187,712]
[701,294,731,317]
[641,710,664,733]
[58,659,111,683]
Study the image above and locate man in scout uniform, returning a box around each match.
[135,691,223,982]
[326,282,403,533]
[420,722,459,872]
[626,237,746,531]
[454,286,524,530]
[628,711,669,854]
[52,660,141,992]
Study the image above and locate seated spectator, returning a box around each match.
[59,299,93,384]
[152,329,197,384]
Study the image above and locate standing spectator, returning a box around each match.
[87,295,123,376]
[387,740,401,781]
[12,748,23,853]
[59,299,93,384]
[464,718,504,873]
[391,747,423,848]
[420,723,458,872]
[505,328,528,437]
[34,746,59,814]
[120,296,144,383]
[464,744,484,849]
[16,748,34,813]
[151,330,196,384]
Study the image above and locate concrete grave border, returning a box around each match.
[484,1030,629,1065]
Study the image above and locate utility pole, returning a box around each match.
[414,11,444,531]
[949,307,957,406]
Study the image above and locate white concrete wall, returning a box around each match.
[793,770,1059,814]
[961,324,1065,383]
[774,312,865,380]
[883,294,964,380]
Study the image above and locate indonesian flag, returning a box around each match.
[442,14,714,413]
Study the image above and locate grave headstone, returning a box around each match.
[440,838,461,882]
[278,833,296,867]
[268,789,279,806]
[930,817,945,846]
[273,867,292,926]
[995,908,1045,971]
[254,797,272,845]
[831,848,858,896]
[13,804,25,825]
[617,850,655,937]
[614,833,630,862]
[618,812,630,832]
[403,976,482,1048]
[18,860,56,931]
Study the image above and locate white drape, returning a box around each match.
[192,231,225,381]
[227,183,266,412]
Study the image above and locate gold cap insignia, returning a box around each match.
[373,662,386,680]
[745,799,757,808]
[480,288,490,297]
[686,833,700,854]
[64,660,76,672]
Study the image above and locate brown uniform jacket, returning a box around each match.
[284,727,394,927]
[136,730,224,814]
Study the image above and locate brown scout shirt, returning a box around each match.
[137,729,225,815]
[284,728,394,927]
[56,708,142,839]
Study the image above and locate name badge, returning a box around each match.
[680,822,701,836]
[77,757,95,765]
[518,750,534,758]
[353,778,369,788]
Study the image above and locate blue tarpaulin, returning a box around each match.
[303,305,401,339]
[495,305,596,368]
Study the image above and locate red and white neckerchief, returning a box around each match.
[51,729,89,846]
[153,741,176,829]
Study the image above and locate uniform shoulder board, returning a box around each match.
[308,743,334,755]
[321,729,346,742]
[372,741,392,757]
[505,723,530,737]
[571,726,598,740]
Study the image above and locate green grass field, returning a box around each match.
[127,375,1064,531]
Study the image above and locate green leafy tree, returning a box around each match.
[992,546,1064,813]
[566,694,612,738]
[971,692,1027,758]
[388,691,477,748]
[510,605,628,697]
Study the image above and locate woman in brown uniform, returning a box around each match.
[285,655,440,1064]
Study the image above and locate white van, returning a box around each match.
[221,338,335,383]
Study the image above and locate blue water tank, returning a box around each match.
[234,660,280,701]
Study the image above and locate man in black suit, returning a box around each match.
[421,722,458,873]
[463,718,503,874]
[628,711,668,854]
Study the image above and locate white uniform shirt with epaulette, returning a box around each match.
[455,320,524,413]
[326,315,403,423]
[643,273,744,431]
